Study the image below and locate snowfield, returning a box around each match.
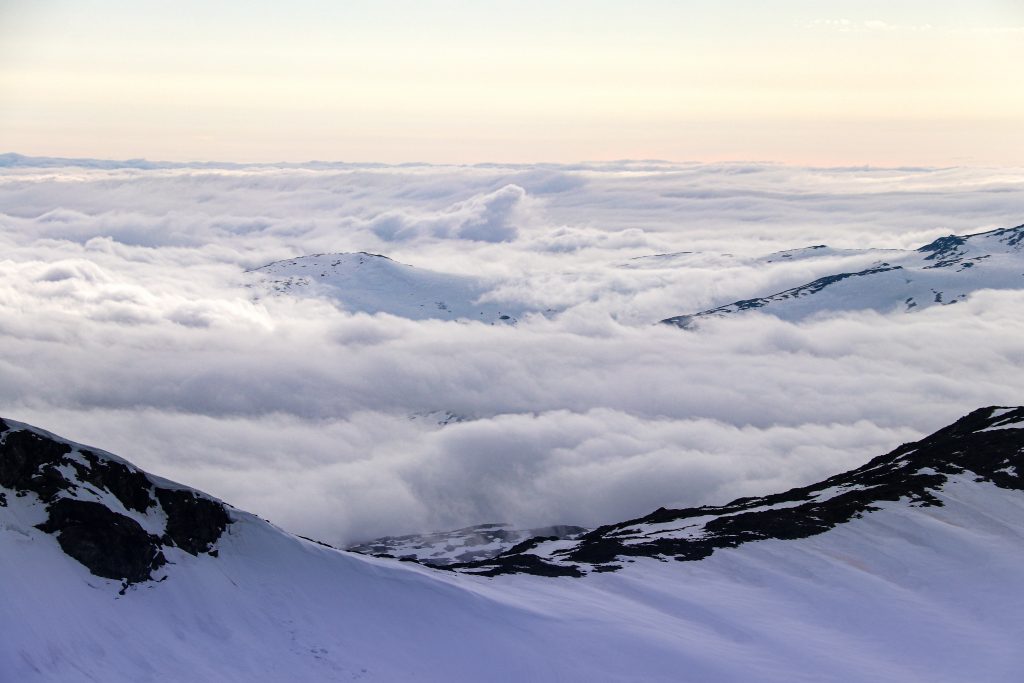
[4,409,1024,682]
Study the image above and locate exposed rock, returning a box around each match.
[0,428,74,501]
[0,419,231,585]
[349,522,587,566]
[36,498,166,584]
[155,487,230,555]
[78,449,154,513]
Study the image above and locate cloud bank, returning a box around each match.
[1,158,1022,545]
[369,184,528,243]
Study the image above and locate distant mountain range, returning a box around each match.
[661,223,1024,327]
[242,224,1023,329]
[5,406,1024,680]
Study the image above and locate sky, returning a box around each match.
[2,0,1023,164]
[2,157,1022,545]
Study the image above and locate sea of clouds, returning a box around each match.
[2,155,1023,544]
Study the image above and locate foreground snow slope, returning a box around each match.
[3,408,1024,682]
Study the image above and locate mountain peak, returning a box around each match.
[246,251,528,323]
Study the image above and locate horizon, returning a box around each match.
[4,150,1024,171]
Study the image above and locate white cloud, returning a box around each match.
[368,184,529,243]
[1,158,1022,545]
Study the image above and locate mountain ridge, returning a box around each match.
[443,406,1024,576]
[661,223,1024,327]
[5,406,1024,583]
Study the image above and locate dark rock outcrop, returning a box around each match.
[0,427,74,501]
[36,498,166,584]
[0,419,231,585]
[155,488,230,556]
[348,522,587,566]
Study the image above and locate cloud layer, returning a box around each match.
[2,158,1022,544]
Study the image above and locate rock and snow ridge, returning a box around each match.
[0,418,228,590]
[444,405,1024,577]
[347,522,587,566]
[5,406,1024,583]
[246,251,528,323]
[5,407,1024,681]
[661,223,1024,326]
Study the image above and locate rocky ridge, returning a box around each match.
[0,419,230,589]
[3,406,1023,586]
[348,522,587,566]
[444,406,1024,577]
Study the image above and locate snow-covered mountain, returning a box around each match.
[444,405,1024,577]
[347,522,587,566]
[4,407,1024,681]
[246,252,527,323]
[661,223,1024,327]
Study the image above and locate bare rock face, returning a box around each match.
[36,498,167,584]
[0,418,230,586]
[155,488,229,556]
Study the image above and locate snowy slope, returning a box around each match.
[4,408,1024,682]
[625,244,900,270]
[661,223,1024,326]
[246,252,527,323]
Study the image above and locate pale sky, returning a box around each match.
[1,0,1022,165]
